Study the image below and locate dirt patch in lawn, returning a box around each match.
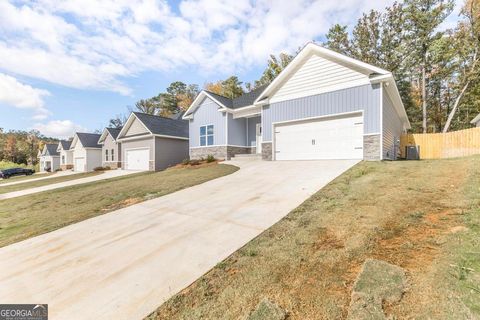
[148,157,480,320]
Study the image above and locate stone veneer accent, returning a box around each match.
[190,146,253,160]
[60,164,73,171]
[261,142,272,161]
[363,134,381,161]
[103,162,121,169]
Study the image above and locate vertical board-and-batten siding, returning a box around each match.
[227,113,246,146]
[262,84,381,141]
[189,96,226,147]
[270,53,370,103]
[247,116,261,147]
[382,88,404,159]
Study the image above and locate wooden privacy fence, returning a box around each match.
[400,127,480,159]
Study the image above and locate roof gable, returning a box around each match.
[98,127,123,144]
[71,132,102,149]
[117,112,189,140]
[41,143,60,156]
[255,43,390,104]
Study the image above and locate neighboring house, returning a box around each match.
[57,140,73,170]
[98,127,122,169]
[184,43,411,161]
[471,113,480,127]
[70,132,102,172]
[38,144,60,172]
[116,112,189,171]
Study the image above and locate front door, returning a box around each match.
[256,123,262,154]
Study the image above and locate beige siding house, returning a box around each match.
[98,127,122,169]
[70,132,102,172]
[116,112,189,171]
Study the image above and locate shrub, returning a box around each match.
[182,158,191,165]
[93,166,106,171]
[55,168,62,172]
[206,154,216,163]
[104,166,111,170]
[189,159,201,166]
[0,160,34,170]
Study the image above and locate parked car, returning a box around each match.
[0,168,35,179]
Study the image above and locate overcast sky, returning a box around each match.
[0,0,463,138]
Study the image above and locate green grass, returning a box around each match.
[0,164,238,247]
[0,171,102,194]
[148,156,480,320]
[0,172,55,185]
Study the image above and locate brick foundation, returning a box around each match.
[190,146,253,160]
[60,164,73,171]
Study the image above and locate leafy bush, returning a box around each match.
[93,166,106,171]
[0,160,34,170]
[206,155,216,163]
[104,166,111,170]
[189,159,201,166]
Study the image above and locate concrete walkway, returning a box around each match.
[0,170,138,200]
[0,160,358,319]
[0,171,78,187]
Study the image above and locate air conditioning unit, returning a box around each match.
[405,145,420,160]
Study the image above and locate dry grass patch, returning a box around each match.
[148,157,480,320]
[0,164,238,247]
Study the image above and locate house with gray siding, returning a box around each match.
[116,112,189,171]
[184,43,410,161]
[98,127,122,169]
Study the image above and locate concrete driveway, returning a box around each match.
[0,170,138,200]
[0,160,358,319]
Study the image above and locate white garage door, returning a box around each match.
[274,114,364,160]
[74,158,86,172]
[126,149,150,171]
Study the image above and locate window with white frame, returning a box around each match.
[105,149,109,161]
[61,155,65,164]
[111,149,115,161]
[200,125,214,146]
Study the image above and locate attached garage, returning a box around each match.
[125,148,150,171]
[274,113,364,160]
[74,157,86,172]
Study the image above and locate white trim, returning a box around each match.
[152,134,189,141]
[124,147,153,171]
[116,134,153,142]
[363,132,381,136]
[183,91,233,119]
[246,118,249,146]
[199,124,215,147]
[380,83,384,160]
[117,113,152,140]
[254,42,390,105]
[271,110,365,161]
[271,110,363,127]
[268,79,370,104]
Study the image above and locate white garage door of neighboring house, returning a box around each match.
[274,114,364,160]
[74,157,86,172]
[126,149,150,171]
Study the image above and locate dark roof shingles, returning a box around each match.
[133,112,188,138]
[76,132,102,148]
[59,140,71,150]
[45,143,60,156]
[106,127,122,140]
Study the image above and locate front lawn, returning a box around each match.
[0,171,101,194]
[148,157,480,319]
[0,163,238,247]
[0,173,54,185]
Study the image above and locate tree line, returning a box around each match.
[118,0,478,135]
[0,129,57,167]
